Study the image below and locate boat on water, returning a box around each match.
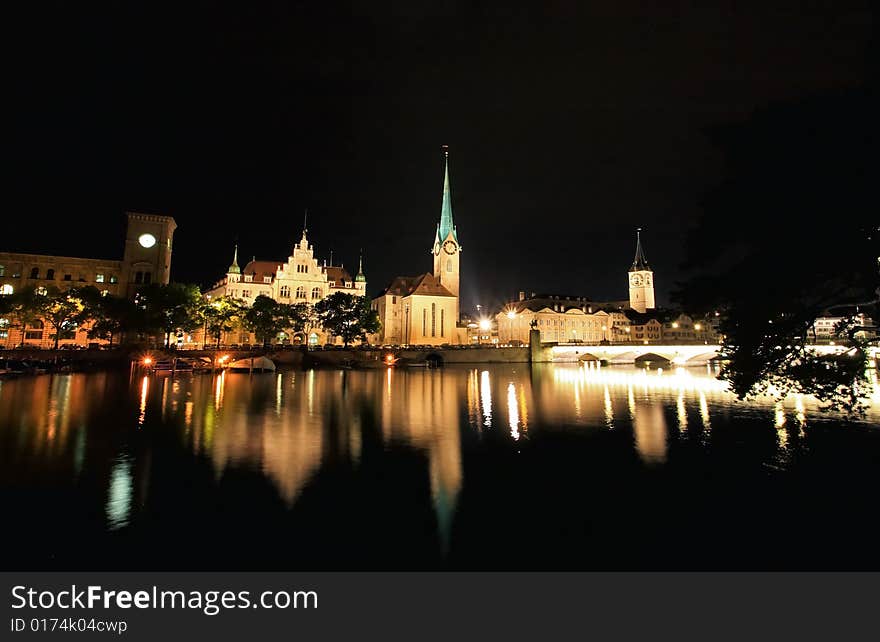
[226,356,276,372]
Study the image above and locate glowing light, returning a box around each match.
[106,455,133,530]
[507,383,520,440]
[603,385,613,428]
[143,357,153,366]
[214,370,225,409]
[677,392,687,432]
[138,233,157,248]
[480,370,492,427]
[694,323,702,331]
[795,395,806,431]
[479,319,491,331]
[672,322,679,328]
[699,391,711,430]
[507,311,516,319]
[137,376,149,426]
[386,354,394,364]
[219,354,229,363]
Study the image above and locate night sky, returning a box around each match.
[7,1,873,314]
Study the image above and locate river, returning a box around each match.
[1,364,878,569]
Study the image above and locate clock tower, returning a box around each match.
[122,212,177,297]
[628,228,655,313]
[432,147,461,321]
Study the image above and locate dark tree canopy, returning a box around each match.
[314,292,380,347]
[676,88,878,415]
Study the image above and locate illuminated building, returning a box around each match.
[0,212,176,348]
[372,148,465,345]
[203,224,367,346]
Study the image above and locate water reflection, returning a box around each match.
[0,364,878,550]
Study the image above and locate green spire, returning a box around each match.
[228,244,241,274]
[438,147,458,243]
[355,251,366,282]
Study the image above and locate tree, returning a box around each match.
[42,287,89,350]
[313,292,380,347]
[203,296,246,348]
[243,295,312,347]
[1,287,45,347]
[79,288,138,346]
[675,88,877,415]
[137,283,204,347]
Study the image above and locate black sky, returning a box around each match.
[7,1,873,314]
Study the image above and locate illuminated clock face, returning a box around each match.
[630,274,643,286]
[138,233,157,248]
[442,240,457,255]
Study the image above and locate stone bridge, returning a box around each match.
[540,342,871,365]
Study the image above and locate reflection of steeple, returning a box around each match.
[630,228,650,271]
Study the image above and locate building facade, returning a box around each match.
[372,149,465,345]
[0,212,177,348]
[204,228,367,346]
[495,294,614,345]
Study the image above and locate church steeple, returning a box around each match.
[438,146,458,244]
[628,228,655,313]
[228,244,241,274]
[630,228,650,272]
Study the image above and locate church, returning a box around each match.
[372,149,466,345]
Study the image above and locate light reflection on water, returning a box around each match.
[0,364,878,539]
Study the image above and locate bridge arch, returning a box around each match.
[634,353,672,368]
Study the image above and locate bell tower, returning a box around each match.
[121,212,177,297]
[431,146,461,320]
[628,228,655,313]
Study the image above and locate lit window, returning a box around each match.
[311,287,321,299]
[96,274,105,283]
[0,284,12,295]
[280,285,290,298]
[109,275,118,283]
[296,286,306,299]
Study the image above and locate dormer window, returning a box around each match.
[263,276,272,283]
[244,274,253,282]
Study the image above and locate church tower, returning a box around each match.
[628,228,655,313]
[432,146,461,320]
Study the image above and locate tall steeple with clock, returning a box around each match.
[432,146,461,320]
[628,228,655,313]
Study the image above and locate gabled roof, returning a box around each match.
[625,309,677,325]
[324,265,353,286]
[242,260,280,282]
[378,273,455,298]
